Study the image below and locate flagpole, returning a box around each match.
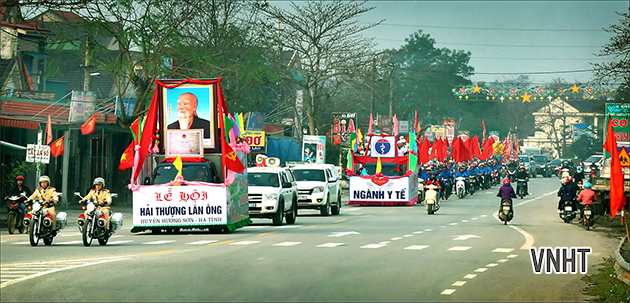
[61,130,70,209]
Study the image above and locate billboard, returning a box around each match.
[243,130,266,153]
[332,112,357,147]
[303,135,326,164]
[69,91,96,122]
[605,103,630,158]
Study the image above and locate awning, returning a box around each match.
[1,118,39,130]
[23,51,51,60]
[1,141,27,150]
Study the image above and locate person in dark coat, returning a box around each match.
[6,175,31,220]
[497,178,517,214]
[557,177,577,213]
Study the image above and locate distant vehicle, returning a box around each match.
[247,167,298,226]
[583,154,603,173]
[290,164,342,216]
[521,147,542,156]
[530,154,553,177]
[548,158,566,176]
[519,155,537,178]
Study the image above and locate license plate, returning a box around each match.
[298,195,308,200]
[249,203,257,208]
[565,206,572,211]
[584,210,591,215]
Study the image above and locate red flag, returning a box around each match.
[368,113,374,135]
[393,114,399,138]
[414,110,418,135]
[419,137,432,164]
[81,112,97,135]
[470,135,482,160]
[451,137,471,163]
[119,142,135,171]
[603,115,627,218]
[440,137,448,162]
[132,89,159,184]
[46,114,53,144]
[129,117,141,145]
[49,134,67,157]
[429,138,440,160]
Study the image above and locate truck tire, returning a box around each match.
[285,198,297,224]
[272,199,284,226]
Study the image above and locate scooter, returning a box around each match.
[6,192,27,234]
[455,177,466,199]
[424,184,440,215]
[468,175,476,195]
[507,168,517,183]
[559,200,577,223]
[75,192,122,246]
[498,199,513,225]
[516,178,528,199]
[560,168,571,180]
[581,204,595,231]
[23,194,67,246]
[417,178,425,203]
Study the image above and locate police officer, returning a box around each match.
[27,176,58,231]
[81,177,112,230]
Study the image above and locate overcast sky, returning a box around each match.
[270,1,628,85]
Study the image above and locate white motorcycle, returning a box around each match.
[417,178,426,202]
[424,184,440,215]
[23,194,67,246]
[455,177,466,199]
[75,192,123,246]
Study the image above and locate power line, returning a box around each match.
[471,57,611,61]
[361,22,604,32]
[372,37,603,49]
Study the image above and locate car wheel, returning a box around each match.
[320,195,331,216]
[285,197,297,224]
[272,199,284,226]
[331,196,341,215]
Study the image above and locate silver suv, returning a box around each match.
[247,167,298,226]
[290,164,342,216]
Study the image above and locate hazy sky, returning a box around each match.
[271,1,628,85]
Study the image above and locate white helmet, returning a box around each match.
[93,177,105,187]
[38,175,50,183]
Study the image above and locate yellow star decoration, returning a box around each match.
[88,120,94,125]
[55,140,62,147]
[486,96,490,100]
[465,95,469,100]
[121,153,127,160]
[473,84,481,93]
[521,92,532,103]
[570,84,580,93]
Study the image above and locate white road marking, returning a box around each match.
[413,231,424,234]
[480,215,487,217]
[316,242,345,248]
[379,241,390,244]
[403,234,413,238]
[391,237,403,241]
[186,240,218,245]
[452,281,467,286]
[452,234,481,241]
[275,225,303,229]
[404,245,429,250]
[507,254,518,258]
[448,246,472,251]
[515,191,555,206]
[57,240,83,245]
[440,226,446,228]
[110,235,123,238]
[273,242,302,246]
[13,242,30,245]
[474,268,488,272]
[107,240,133,245]
[343,208,361,211]
[230,241,260,245]
[463,274,477,279]
[492,213,535,249]
[142,240,175,245]
[361,244,387,249]
[441,289,456,295]
[497,259,509,263]
[461,220,468,223]
[492,248,514,253]
[486,263,498,267]
[424,229,433,232]
[471,218,478,220]
[328,231,360,237]
[449,223,458,225]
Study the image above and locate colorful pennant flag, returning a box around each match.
[376,156,382,174]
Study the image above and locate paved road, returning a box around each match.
[0,178,619,302]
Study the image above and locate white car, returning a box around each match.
[247,167,298,226]
[290,164,342,216]
[584,154,603,172]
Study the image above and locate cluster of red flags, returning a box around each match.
[416,135,496,164]
[47,112,98,158]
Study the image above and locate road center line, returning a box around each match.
[333,219,347,223]
[515,190,556,206]
[301,225,317,229]
[143,250,176,255]
[209,240,234,246]
[258,231,278,236]
[492,213,534,249]
[360,215,372,218]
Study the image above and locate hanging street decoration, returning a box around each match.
[453,84,598,102]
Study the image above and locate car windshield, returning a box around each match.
[248,173,280,187]
[584,155,602,163]
[291,169,326,182]
[153,164,210,184]
[532,155,548,163]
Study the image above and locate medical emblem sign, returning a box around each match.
[370,136,396,158]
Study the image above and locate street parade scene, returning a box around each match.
[1,1,629,302]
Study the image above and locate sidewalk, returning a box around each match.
[0,202,133,228]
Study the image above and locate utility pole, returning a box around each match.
[83,35,91,91]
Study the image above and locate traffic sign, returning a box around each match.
[620,147,629,167]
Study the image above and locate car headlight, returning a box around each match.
[264,193,278,201]
[87,202,95,212]
[312,186,325,193]
[32,202,41,212]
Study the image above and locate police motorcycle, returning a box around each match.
[455,177,466,199]
[516,178,528,199]
[75,192,123,246]
[23,193,67,246]
[6,192,27,234]
[498,199,514,225]
[424,184,440,215]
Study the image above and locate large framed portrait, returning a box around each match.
[162,83,216,150]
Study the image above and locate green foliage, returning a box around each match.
[566,135,597,160]
[581,256,630,302]
[1,161,41,198]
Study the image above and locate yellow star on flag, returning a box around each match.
[521,92,532,103]
[121,153,127,161]
[55,140,62,147]
[88,120,94,125]
[570,84,580,93]
[473,84,481,93]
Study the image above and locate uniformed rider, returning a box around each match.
[27,176,59,231]
[81,177,112,230]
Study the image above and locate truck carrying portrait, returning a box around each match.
[163,84,216,149]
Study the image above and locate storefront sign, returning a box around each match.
[26,144,50,164]
[349,175,410,202]
[303,135,326,164]
[332,112,357,147]
[133,186,227,227]
[69,91,96,123]
[244,130,266,152]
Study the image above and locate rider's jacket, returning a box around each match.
[9,185,31,197]
[426,177,441,187]
[84,189,112,204]
[419,170,430,180]
[466,168,477,176]
[442,169,453,180]
[28,186,58,204]
[515,171,529,180]
[558,184,577,201]
[454,170,468,178]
